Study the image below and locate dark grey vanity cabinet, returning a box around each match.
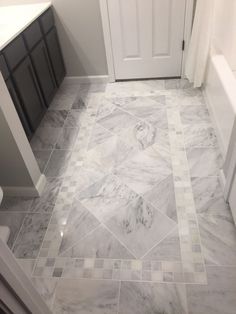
[30,40,57,106]
[45,28,66,86]
[0,6,66,139]
[12,57,47,132]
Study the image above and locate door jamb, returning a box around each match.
[99,0,195,82]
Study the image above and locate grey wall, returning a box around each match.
[0,0,108,76]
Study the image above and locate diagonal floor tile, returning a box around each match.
[105,197,176,258]
[143,228,181,261]
[87,123,114,150]
[58,200,100,255]
[180,105,210,125]
[143,175,177,222]
[97,107,140,135]
[118,120,170,152]
[30,127,61,150]
[198,214,236,265]
[114,145,172,195]
[187,266,236,314]
[32,278,58,310]
[119,281,188,314]
[183,124,217,148]
[61,225,135,259]
[53,279,119,314]
[78,174,138,222]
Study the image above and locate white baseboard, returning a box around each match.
[2,174,47,197]
[64,75,109,85]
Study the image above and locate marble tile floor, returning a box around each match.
[1,79,236,313]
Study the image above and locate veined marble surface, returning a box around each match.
[3,79,236,313]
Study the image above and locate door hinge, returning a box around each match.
[182,40,185,51]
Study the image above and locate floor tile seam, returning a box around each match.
[140,225,180,259]
[116,280,121,314]
[166,108,207,277]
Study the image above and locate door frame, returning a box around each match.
[99,0,195,82]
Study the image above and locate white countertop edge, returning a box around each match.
[0,2,52,51]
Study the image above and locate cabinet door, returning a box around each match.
[46,27,66,86]
[12,57,46,131]
[31,40,57,106]
[5,79,32,139]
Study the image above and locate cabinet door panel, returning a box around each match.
[12,57,46,131]
[31,40,57,106]
[46,27,66,86]
[5,79,32,139]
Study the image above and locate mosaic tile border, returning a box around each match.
[32,257,206,284]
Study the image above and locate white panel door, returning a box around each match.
[108,0,186,79]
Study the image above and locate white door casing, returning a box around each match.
[100,0,194,81]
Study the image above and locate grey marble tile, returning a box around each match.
[119,120,170,152]
[61,225,134,259]
[143,228,181,261]
[96,98,117,120]
[32,278,58,310]
[59,200,100,255]
[33,150,52,173]
[192,177,230,215]
[143,175,177,222]
[97,107,140,136]
[55,127,79,150]
[187,148,223,177]
[49,82,79,110]
[17,259,35,277]
[198,214,236,265]
[187,266,236,314]
[119,281,188,314]
[105,196,176,258]
[115,145,172,195]
[39,110,68,128]
[84,135,136,173]
[13,213,51,258]
[79,83,107,93]
[53,279,119,314]
[45,150,72,178]
[30,127,61,150]
[183,124,217,148]
[165,78,193,90]
[0,212,27,248]
[0,197,32,212]
[166,93,205,108]
[113,96,168,130]
[88,123,113,150]
[180,105,210,125]
[78,174,138,223]
[63,109,88,128]
[29,178,63,213]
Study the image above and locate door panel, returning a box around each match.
[108,0,186,79]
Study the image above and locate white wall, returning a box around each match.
[212,0,236,71]
[0,0,108,76]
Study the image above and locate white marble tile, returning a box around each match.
[32,278,58,310]
[192,177,230,215]
[53,279,119,314]
[55,127,79,150]
[61,225,134,259]
[30,127,61,150]
[165,79,193,90]
[97,107,140,136]
[183,124,217,148]
[45,150,72,178]
[180,105,210,125]
[105,197,176,258]
[187,148,223,177]
[49,82,79,110]
[115,145,172,194]
[143,175,177,222]
[39,110,68,128]
[187,266,236,314]
[13,213,51,258]
[119,281,188,314]
[198,214,236,265]
[78,174,138,223]
[58,201,99,255]
[33,150,52,173]
[143,228,181,261]
[87,123,114,150]
[166,93,205,108]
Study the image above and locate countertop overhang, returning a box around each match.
[0,2,51,50]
